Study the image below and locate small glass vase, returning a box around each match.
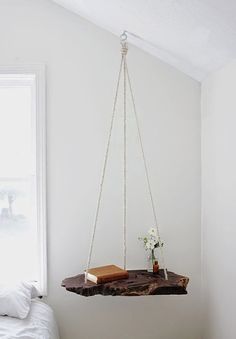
[147,249,156,272]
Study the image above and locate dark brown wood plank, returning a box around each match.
[61,270,189,297]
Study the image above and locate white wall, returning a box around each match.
[201,61,236,339]
[0,1,201,338]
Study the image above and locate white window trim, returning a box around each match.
[0,65,47,295]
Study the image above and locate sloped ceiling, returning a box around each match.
[52,0,236,81]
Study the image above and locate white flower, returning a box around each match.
[149,239,156,249]
[145,239,155,250]
[148,227,157,237]
[139,226,165,251]
[145,240,151,250]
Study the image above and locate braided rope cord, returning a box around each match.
[85,56,124,283]
[123,46,127,270]
[124,58,168,280]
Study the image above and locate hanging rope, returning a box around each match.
[85,32,168,282]
[122,39,128,270]
[84,56,124,283]
[124,58,168,280]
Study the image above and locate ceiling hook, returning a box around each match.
[120,31,128,42]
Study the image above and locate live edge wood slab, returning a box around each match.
[62,270,189,297]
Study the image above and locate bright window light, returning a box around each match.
[0,68,46,294]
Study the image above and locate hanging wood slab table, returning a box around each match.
[62,270,189,297]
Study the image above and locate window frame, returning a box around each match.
[0,65,47,295]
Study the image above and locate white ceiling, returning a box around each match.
[52,0,236,81]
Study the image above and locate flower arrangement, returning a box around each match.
[139,227,164,271]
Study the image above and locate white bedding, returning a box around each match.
[0,300,59,339]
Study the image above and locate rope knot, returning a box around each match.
[121,42,128,56]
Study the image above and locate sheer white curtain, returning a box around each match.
[0,71,46,294]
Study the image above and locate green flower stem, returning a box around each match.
[151,249,155,263]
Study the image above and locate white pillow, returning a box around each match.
[0,281,39,319]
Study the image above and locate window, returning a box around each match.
[0,66,46,295]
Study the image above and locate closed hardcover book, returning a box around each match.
[85,265,129,284]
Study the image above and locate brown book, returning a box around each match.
[85,265,129,284]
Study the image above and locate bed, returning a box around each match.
[0,300,59,339]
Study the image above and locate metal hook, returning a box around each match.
[120,31,128,42]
